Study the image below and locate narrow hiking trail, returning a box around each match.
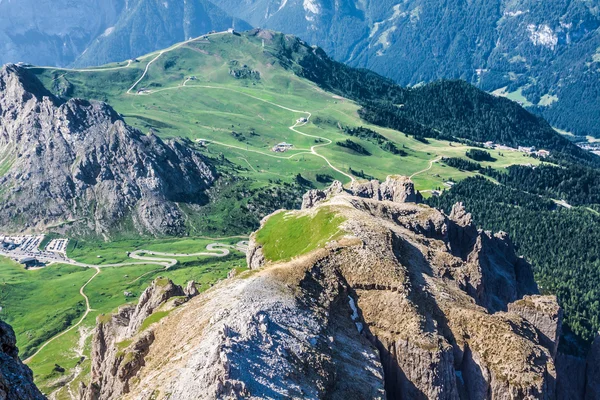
[24,241,247,366]
[410,156,442,180]
[24,266,100,364]
[31,60,133,73]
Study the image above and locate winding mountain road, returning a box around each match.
[144,83,356,183]
[23,241,246,365]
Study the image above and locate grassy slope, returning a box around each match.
[31,31,540,194]
[0,258,94,358]
[256,207,346,262]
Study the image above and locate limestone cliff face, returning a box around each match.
[80,278,196,400]
[0,65,215,236]
[0,320,46,400]
[81,177,597,399]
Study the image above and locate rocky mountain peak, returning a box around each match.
[0,64,54,103]
[0,66,215,236]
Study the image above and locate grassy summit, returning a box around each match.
[256,208,346,262]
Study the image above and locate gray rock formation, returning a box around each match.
[350,176,420,203]
[81,278,197,400]
[509,295,563,358]
[0,65,215,236]
[184,281,199,297]
[379,175,419,203]
[0,320,46,400]
[82,178,575,399]
[350,179,382,200]
[301,179,344,209]
[306,176,421,211]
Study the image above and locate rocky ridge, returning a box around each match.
[0,64,215,236]
[0,320,46,400]
[80,278,199,400]
[78,177,599,399]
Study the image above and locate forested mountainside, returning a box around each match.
[0,0,124,67]
[210,0,600,137]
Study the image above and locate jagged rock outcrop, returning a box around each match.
[380,175,419,203]
[0,64,215,236]
[349,176,421,204]
[509,295,563,358]
[0,320,46,400]
[351,179,382,200]
[80,278,197,400]
[184,280,199,297]
[301,179,344,209]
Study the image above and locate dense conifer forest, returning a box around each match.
[428,176,600,351]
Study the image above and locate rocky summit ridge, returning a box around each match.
[0,64,215,236]
[71,176,600,399]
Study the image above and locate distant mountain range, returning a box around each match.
[0,0,598,137]
[73,0,251,67]
[0,0,249,67]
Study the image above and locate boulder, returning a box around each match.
[0,320,46,400]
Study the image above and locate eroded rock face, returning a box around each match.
[0,320,46,400]
[349,176,421,204]
[380,175,419,203]
[0,65,215,236]
[82,178,592,399]
[351,179,382,200]
[509,295,563,358]
[301,179,345,210]
[80,278,197,400]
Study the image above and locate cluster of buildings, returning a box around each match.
[272,142,294,153]
[0,234,70,269]
[483,142,550,158]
